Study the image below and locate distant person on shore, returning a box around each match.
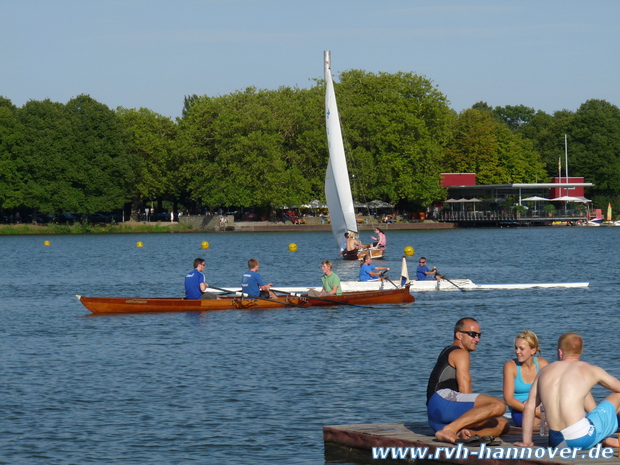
[359,254,389,282]
[516,332,620,449]
[503,330,548,427]
[242,258,277,299]
[370,228,386,249]
[308,260,342,297]
[427,317,509,443]
[417,257,441,281]
[185,258,216,300]
[343,232,364,259]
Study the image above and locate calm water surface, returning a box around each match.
[0,227,618,464]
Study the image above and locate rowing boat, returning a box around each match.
[76,285,415,314]
[224,279,588,294]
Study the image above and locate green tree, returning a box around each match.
[0,97,24,210]
[336,70,453,206]
[15,95,137,216]
[492,104,537,131]
[117,107,179,216]
[568,99,620,195]
[445,109,547,184]
[177,86,323,210]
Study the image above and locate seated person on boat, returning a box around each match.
[502,330,548,427]
[242,258,277,299]
[417,257,441,281]
[308,260,342,297]
[185,258,217,300]
[359,254,389,281]
[370,227,386,248]
[427,317,509,443]
[342,232,364,259]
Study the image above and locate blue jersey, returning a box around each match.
[242,270,264,296]
[185,269,205,299]
[360,263,377,282]
[417,265,432,281]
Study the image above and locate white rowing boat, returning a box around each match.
[213,280,588,295]
[209,257,588,295]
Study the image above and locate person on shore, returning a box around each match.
[185,258,216,300]
[308,260,342,297]
[426,317,509,443]
[417,257,441,281]
[515,332,620,449]
[242,258,277,299]
[503,330,548,427]
[343,232,364,259]
[370,228,386,248]
[359,254,389,282]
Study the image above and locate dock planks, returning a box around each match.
[323,422,618,464]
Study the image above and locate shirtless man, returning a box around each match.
[426,317,509,443]
[516,332,620,449]
[343,232,364,259]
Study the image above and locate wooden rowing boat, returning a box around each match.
[76,284,414,314]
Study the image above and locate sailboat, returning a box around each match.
[324,51,383,261]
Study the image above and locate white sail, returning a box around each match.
[324,51,358,251]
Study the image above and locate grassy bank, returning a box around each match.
[0,222,194,235]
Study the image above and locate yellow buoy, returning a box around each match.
[288,243,298,252]
[136,242,144,247]
[404,246,414,256]
[201,241,210,249]
[43,240,51,246]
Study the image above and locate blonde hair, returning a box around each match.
[515,330,542,354]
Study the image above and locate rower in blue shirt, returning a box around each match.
[417,257,441,281]
[359,254,389,282]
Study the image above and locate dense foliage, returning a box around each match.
[1,71,620,219]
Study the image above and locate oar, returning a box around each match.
[435,271,466,292]
[208,285,303,308]
[271,288,365,308]
[379,270,399,289]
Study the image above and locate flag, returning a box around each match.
[400,256,409,287]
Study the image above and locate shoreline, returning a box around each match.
[0,220,455,235]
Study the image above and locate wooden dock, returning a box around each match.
[323,422,619,464]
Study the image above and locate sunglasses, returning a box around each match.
[459,330,482,339]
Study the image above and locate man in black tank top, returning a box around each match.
[426,317,509,443]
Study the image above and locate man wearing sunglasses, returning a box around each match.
[416,257,441,282]
[426,317,509,443]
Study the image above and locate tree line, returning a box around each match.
[1,69,620,221]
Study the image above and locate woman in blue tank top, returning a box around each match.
[503,330,549,427]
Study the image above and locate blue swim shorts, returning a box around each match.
[548,400,618,449]
[427,389,479,432]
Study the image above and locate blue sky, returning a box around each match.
[1,0,618,120]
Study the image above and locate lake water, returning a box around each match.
[1,227,618,464]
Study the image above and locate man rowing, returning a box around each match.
[308,260,342,297]
[426,317,509,443]
[359,254,389,282]
[185,258,217,300]
[516,332,620,449]
[241,258,277,299]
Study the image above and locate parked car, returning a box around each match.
[54,213,78,224]
[87,213,111,224]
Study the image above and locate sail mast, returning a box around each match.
[324,51,358,251]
